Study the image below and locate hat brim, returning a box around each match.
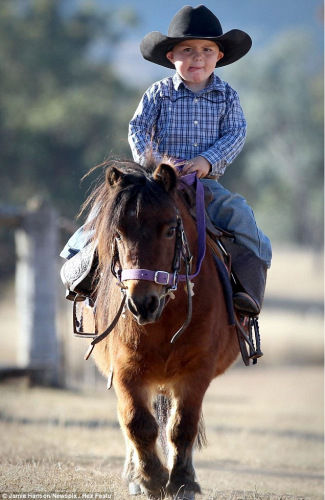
[140,29,252,69]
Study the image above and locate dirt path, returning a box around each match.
[0,366,323,499]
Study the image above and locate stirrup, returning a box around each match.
[235,313,263,366]
[73,295,97,339]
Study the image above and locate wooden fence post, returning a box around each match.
[15,198,61,386]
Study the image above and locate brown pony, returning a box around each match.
[83,159,239,499]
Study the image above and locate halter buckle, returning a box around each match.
[154,270,170,285]
[170,271,179,291]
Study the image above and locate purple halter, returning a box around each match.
[119,172,206,288]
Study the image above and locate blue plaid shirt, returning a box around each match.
[128,72,246,177]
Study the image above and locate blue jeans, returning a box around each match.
[201,179,272,268]
[60,179,272,268]
[60,225,93,259]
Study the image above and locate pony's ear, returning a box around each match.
[153,164,177,193]
[106,165,125,187]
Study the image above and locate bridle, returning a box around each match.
[82,173,207,360]
[115,173,206,287]
[111,213,189,295]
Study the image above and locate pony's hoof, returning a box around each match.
[129,482,141,495]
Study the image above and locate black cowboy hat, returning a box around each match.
[140,5,252,69]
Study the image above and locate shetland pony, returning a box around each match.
[83,159,239,499]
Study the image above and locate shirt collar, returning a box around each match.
[172,72,225,94]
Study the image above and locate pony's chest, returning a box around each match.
[131,342,204,382]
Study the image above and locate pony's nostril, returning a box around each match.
[145,295,159,314]
[127,294,160,319]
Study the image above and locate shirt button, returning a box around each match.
[193,143,198,147]
[193,98,198,103]
[194,120,198,125]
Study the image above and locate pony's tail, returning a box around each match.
[154,394,171,458]
[196,412,208,450]
[153,394,207,456]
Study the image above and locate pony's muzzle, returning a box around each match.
[127,291,164,325]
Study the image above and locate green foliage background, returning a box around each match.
[0,0,138,217]
[0,0,323,279]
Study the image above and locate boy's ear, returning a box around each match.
[166,51,175,64]
[217,50,224,62]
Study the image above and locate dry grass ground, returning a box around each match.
[0,246,323,499]
[0,366,323,499]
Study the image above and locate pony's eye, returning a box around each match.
[166,227,176,238]
[116,232,122,241]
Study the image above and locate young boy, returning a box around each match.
[61,4,271,316]
[128,4,272,315]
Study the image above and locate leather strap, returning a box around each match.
[84,293,127,360]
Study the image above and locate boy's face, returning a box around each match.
[166,39,224,91]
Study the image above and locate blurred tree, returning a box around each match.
[0,0,138,217]
[222,32,324,247]
[0,0,140,279]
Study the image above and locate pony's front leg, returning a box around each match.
[166,378,210,497]
[115,380,169,497]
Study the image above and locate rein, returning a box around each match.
[81,172,207,360]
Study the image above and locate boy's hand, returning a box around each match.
[182,156,211,178]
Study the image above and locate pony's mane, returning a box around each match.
[83,157,177,335]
